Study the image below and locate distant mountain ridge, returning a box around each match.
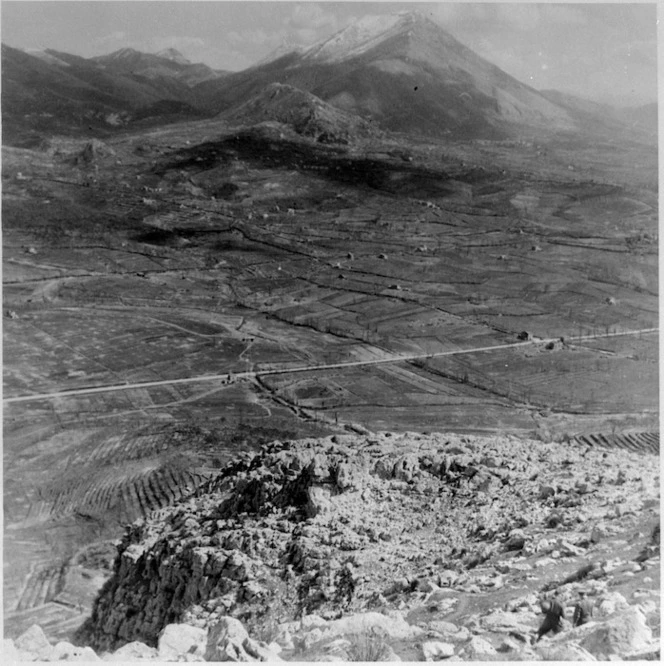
[1,13,656,145]
[197,11,576,139]
[92,47,225,86]
[541,89,657,138]
[1,43,226,143]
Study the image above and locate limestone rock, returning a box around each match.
[323,612,422,640]
[597,591,629,617]
[535,642,597,661]
[481,609,534,634]
[422,641,455,661]
[306,485,333,517]
[578,608,653,659]
[204,617,282,662]
[205,617,249,661]
[104,641,158,660]
[3,639,20,662]
[590,522,610,543]
[15,624,53,661]
[49,642,101,661]
[504,528,527,551]
[158,623,207,661]
[427,621,469,643]
[459,636,497,658]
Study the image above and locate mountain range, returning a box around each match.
[1,11,656,145]
[201,12,574,139]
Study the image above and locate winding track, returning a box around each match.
[4,327,658,404]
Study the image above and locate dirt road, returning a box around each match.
[4,327,658,404]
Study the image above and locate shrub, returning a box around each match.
[346,629,392,661]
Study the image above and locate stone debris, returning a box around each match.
[7,431,659,661]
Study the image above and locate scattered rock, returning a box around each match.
[324,612,422,641]
[504,528,527,551]
[481,609,534,634]
[597,591,629,617]
[590,522,611,543]
[158,623,207,661]
[538,485,555,499]
[421,640,455,661]
[535,642,597,661]
[459,635,497,659]
[496,637,522,653]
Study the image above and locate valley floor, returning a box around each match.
[2,119,658,642]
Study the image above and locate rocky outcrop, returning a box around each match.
[221,83,381,144]
[61,431,658,660]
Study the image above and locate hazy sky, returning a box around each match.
[1,2,657,106]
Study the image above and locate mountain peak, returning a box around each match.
[105,47,142,60]
[301,11,439,63]
[156,48,190,65]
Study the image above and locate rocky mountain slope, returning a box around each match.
[0,44,216,144]
[3,11,653,147]
[197,11,574,139]
[92,47,225,86]
[53,430,661,661]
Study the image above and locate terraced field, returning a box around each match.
[574,431,659,455]
[2,119,657,639]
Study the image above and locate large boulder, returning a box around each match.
[158,623,207,661]
[579,608,653,659]
[204,617,282,662]
[458,636,497,659]
[544,607,654,660]
[15,624,53,661]
[104,641,158,660]
[422,641,455,661]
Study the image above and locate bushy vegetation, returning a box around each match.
[346,629,392,661]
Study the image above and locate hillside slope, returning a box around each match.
[220,82,382,143]
[1,44,209,144]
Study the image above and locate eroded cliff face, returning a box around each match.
[80,432,659,653]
